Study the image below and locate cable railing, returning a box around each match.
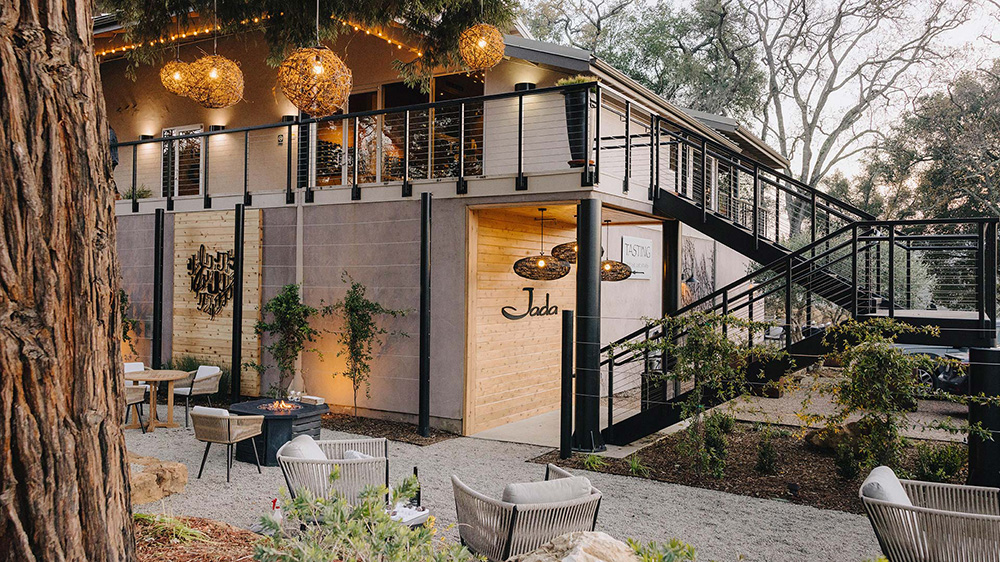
[600,217,999,444]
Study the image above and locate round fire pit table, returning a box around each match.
[229,398,326,466]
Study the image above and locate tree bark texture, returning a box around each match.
[0,0,134,560]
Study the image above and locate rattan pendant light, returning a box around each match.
[551,241,579,264]
[514,208,571,281]
[600,220,632,282]
[160,20,191,96]
[459,1,504,71]
[277,0,352,117]
[187,1,244,109]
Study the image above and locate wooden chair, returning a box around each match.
[190,406,263,483]
[124,385,147,433]
[860,466,1000,561]
[452,464,602,562]
[123,361,150,415]
[173,365,223,427]
[277,437,389,505]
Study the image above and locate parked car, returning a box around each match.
[895,344,969,395]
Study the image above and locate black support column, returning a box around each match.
[573,198,605,452]
[418,193,432,437]
[968,347,1000,487]
[231,203,245,402]
[663,219,681,317]
[151,208,165,369]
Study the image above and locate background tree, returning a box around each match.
[107,0,516,88]
[0,0,135,559]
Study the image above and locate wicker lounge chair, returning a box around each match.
[860,466,1000,561]
[173,365,223,427]
[190,406,264,483]
[452,464,602,562]
[277,437,389,505]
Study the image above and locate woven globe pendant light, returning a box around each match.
[600,220,632,282]
[278,47,352,117]
[459,23,504,70]
[551,241,579,264]
[160,59,191,96]
[187,54,244,108]
[514,208,571,281]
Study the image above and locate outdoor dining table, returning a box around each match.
[123,369,189,431]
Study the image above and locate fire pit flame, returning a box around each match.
[261,399,302,412]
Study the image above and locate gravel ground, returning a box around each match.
[127,404,882,562]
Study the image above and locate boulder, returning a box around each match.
[513,532,639,562]
[129,452,188,505]
[805,421,863,451]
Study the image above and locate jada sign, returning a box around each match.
[186,244,236,319]
[501,287,559,320]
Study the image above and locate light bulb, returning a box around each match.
[477,38,487,48]
[173,71,181,81]
[537,259,546,268]
[573,245,578,251]
[604,263,612,270]
[313,63,324,74]
[209,67,218,79]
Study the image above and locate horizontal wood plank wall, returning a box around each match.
[468,208,576,434]
[171,209,262,396]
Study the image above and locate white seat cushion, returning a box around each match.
[279,435,327,461]
[342,450,373,460]
[861,466,912,506]
[173,387,193,396]
[191,405,230,417]
[194,365,221,380]
[502,476,592,505]
[123,362,145,373]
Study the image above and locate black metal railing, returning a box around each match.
[600,217,999,444]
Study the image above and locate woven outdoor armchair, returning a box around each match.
[452,464,602,562]
[124,384,147,433]
[174,365,223,427]
[861,472,1000,561]
[277,437,389,505]
[190,406,264,483]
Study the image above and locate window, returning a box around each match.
[313,91,379,187]
[432,73,484,178]
[161,125,203,197]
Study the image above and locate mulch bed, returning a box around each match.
[321,412,458,446]
[135,516,259,562]
[534,422,966,514]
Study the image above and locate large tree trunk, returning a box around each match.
[0,1,134,560]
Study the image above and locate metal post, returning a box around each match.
[402,111,413,197]
[648,115,655,201]
[594,86,601,182]
[905,240,912,309]
[131,144,138,213]
[166,138,175,211]
[987,221,998,344]
[457,103,468,194]
[285,122,294,204]
[752,165,759,248]
[581,88,594,187]
[243,130,252,206]
[606,349,614,443]
[351,117,361,201]
[418,192,432,436]
[663,220,681,317]
[623,101,631,194]
[573,198,605,452]
[515,94,527,190]
[151,208,165,369]
[785,256,793,349]
[701,139,708,222]
[231,203,245,402]
[978,222,986,331]
[968,347,1000,487]
[560,310,574,459]
[203,134,212,209]
[888,227,895,318]
[851,225,859,319]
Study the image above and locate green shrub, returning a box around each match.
[627,538,697,561]
[122,184,153,199]
[913,443,967,483]
[256,476,475,562]
[834,441,862,480]
[755,428,778,475]
[714,412,736,434]
[701,413,728,478]
[627,454,650,478]
[583,454,607,471]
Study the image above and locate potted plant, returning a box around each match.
[556,75,598,168]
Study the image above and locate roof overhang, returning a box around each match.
[680,107,789,170]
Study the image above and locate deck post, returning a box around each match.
[968,347,1000,487]
[418,192,432,437]
[151,208,165,369]
[560,310,574,459]
[573,198,605,452]
[231,203,245,402]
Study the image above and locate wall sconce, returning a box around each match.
[281,115,297,123]
[138,134,154,140]
[209,125,226,132]
[514,82,536,91]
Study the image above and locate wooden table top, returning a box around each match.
[123,369,190,382]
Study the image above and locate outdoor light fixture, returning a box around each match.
[277,0,352,117]
[160,19,191,96]
[513,208,571,281]
[551,241,579,264]
[600,220,632,282]
[459,22,505,70]
[186,1,243,109]
[209,125,226,132]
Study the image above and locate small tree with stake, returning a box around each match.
[326,273,407,419]
[250,284,325,398]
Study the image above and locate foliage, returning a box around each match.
[105,0,516,90]
[582,453,607,471]
[121,184,153,199]
[833,440,863,480]
[255,475,476,562]
[134,513,208,543]
[251,284,326,397]
[119,289,139,356]
[627,538,698,562]
[913,443,967,483]
[522,0,763,118]
[626,454,650,478]
[754,426,778,475]
[554,74,598,86]
[323,273,407,418]
[163,355,231,401]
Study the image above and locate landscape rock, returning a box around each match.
[129,452,188,504]
[513,531,639,562]
[805,421,862,451]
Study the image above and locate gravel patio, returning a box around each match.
[126,404,882,562]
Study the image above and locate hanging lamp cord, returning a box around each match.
[213,0,218,54]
